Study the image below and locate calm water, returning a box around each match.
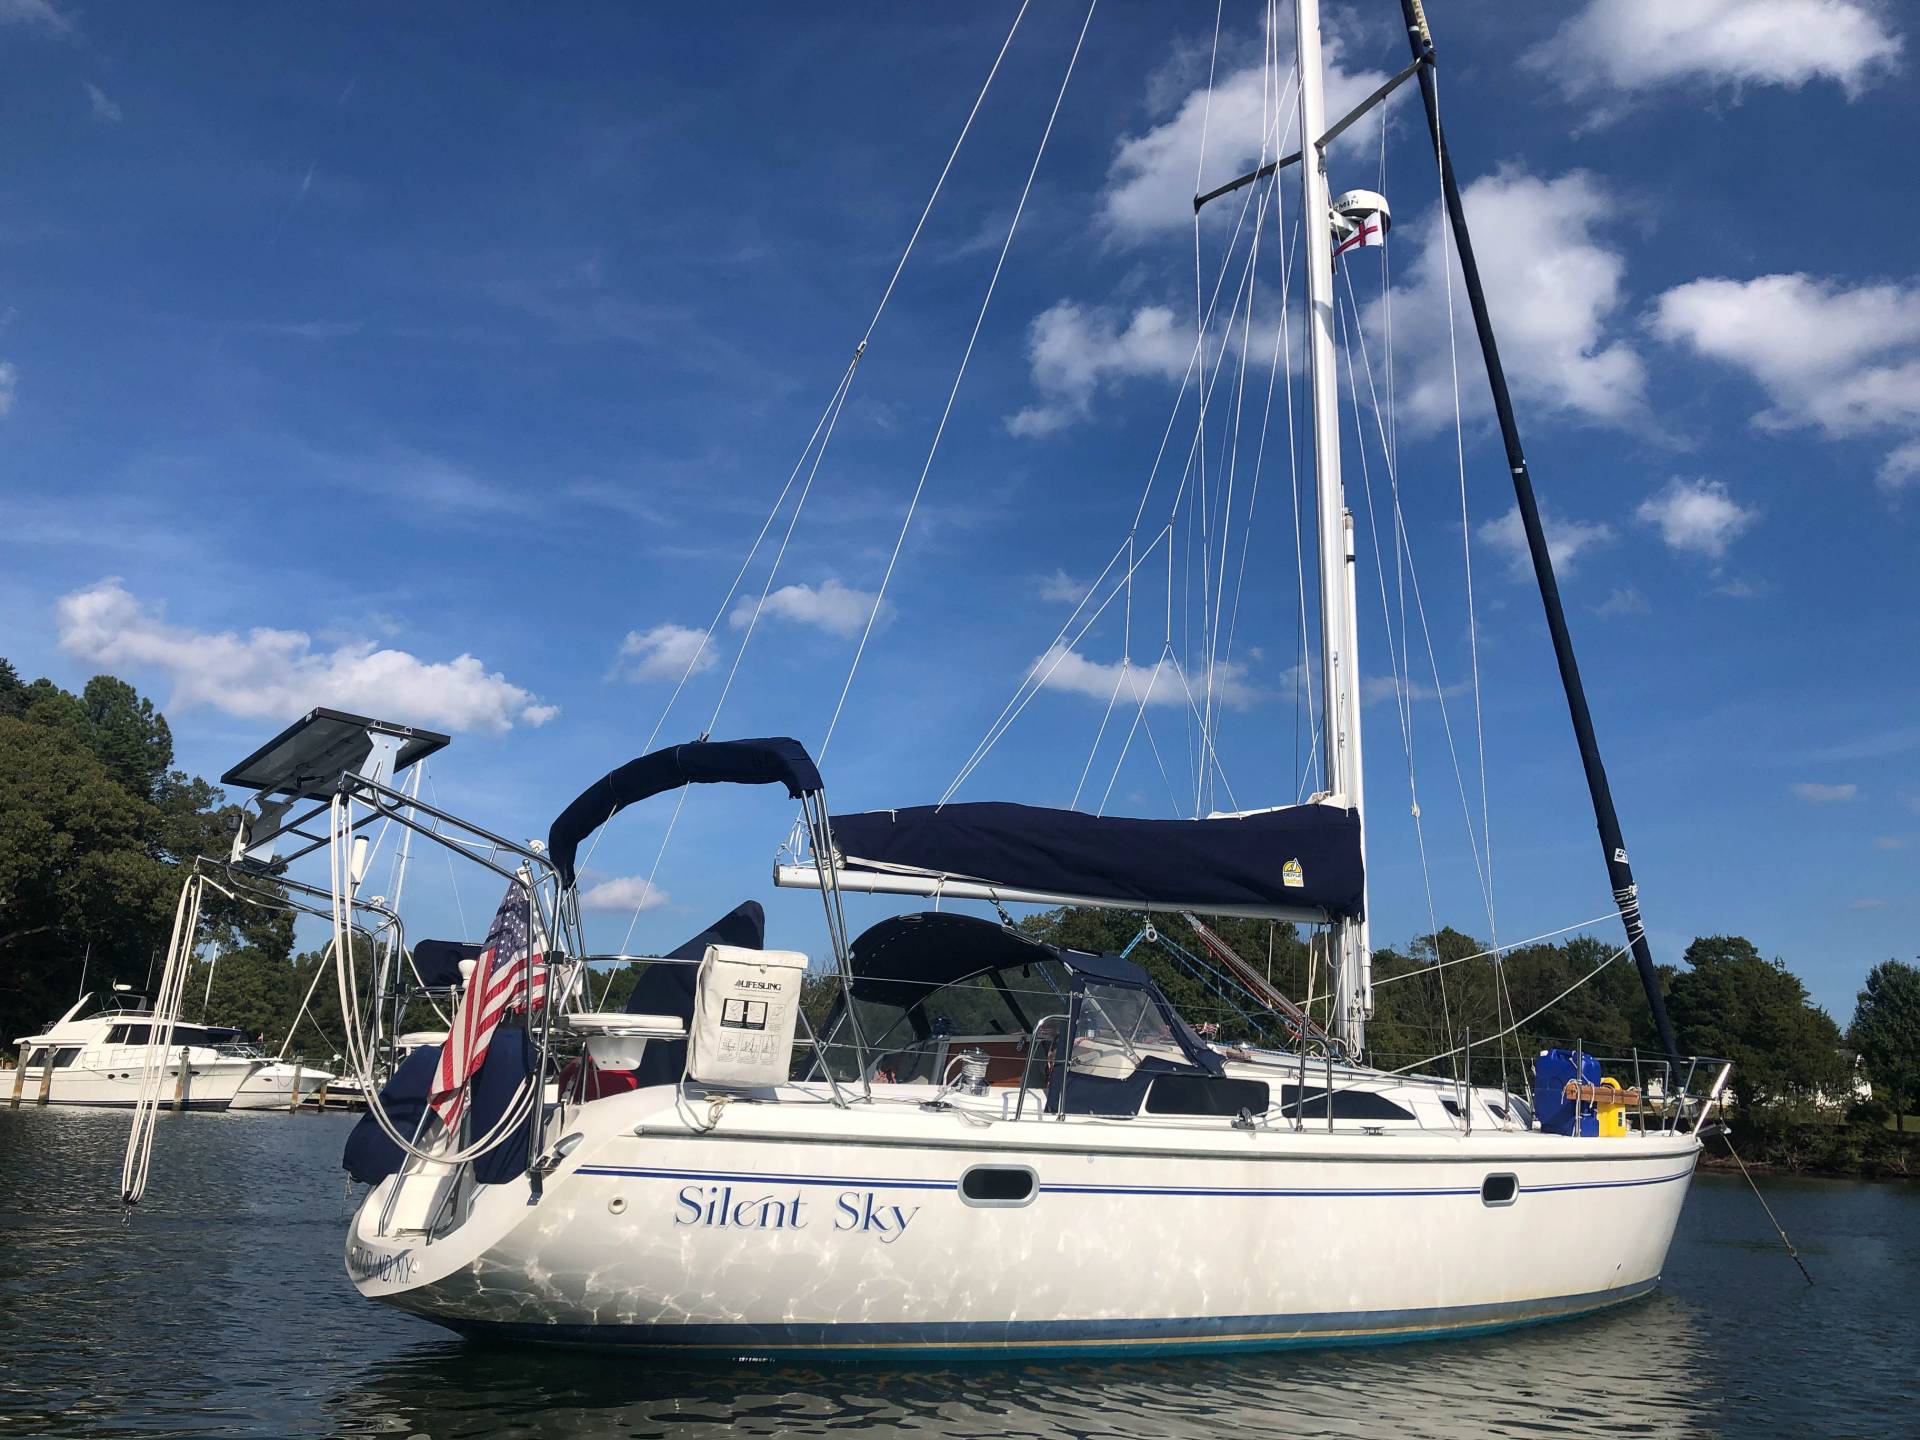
[0,1109,1913,1440]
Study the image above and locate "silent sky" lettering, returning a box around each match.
[672,1184,921,1243]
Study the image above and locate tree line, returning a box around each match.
[1018,903,1919,1130]
[3,659,1916,1136]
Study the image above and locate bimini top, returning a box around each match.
[828,800,1365,919]
[548,736,823,887]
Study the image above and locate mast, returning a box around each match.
[1395,0,1681,1068]
[1295,0,1371,1051]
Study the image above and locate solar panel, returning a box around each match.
[220,707,449,800]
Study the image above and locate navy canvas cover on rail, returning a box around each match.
[829,801,1364,917]
[466,1026,534,1185]
[342,1043,440,1186]
[340,1028,537,1186]
[410,939,481,988]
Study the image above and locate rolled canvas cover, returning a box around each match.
[686,944,808,1089]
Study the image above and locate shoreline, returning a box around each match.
[1697,1121,1917,1183]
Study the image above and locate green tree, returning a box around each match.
[1668,936,1849,1114]
[81,675,174,801]
[0,659,24,719]
[0,659,295,1048]
[0,713,175,1035]
[1850,959,1920,1130]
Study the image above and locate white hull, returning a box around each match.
[4,1058,256,1110]
[348,1083,1699,1357]
[228,1063,336,1111]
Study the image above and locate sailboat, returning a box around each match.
[169,0,1729,1356]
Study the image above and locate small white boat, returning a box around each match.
[222,1042,337,1111]
[7,989,268,1110]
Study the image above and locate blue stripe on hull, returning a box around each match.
[572,1163,1696,1201]
[431,1279,1661,1361]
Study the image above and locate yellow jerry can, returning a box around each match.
[1597,1076,1628,1136]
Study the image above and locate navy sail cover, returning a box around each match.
[829,801,1364,918]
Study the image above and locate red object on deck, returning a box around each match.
[557,1059,642,1102]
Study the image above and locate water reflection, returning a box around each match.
[321,1285,1724,1440]
[1,1108,1913,1440]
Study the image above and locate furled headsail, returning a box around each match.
[824,800,1364,919]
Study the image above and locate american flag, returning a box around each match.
[428,882,547,1135]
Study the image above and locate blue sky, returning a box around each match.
[2,0,1915,1022]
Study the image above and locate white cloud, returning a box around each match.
[729,578,881,638]
[1103,46,1395,241]
[1652,273,1920,496]
[1536,1,1901,109]
[1791,781,1858,803]
[614,623,716,683]
[1034,645,1254,710]
[0,0,73,35]
[1596,587,1649,617]
[1007,302,1191,437]
[1881,439,1920,494]
[1479,504,1614,577]
[1873,835,1908,850]
[578,875,669,914]
[84,82,121,124]
[1808,724,1920,762]
[0,361,15,417]
[1359,674,1456,709]
[55,579,556,734]
[1849,897,1891,911]
[1039,569,1089,603]
[1635,478,1757,560]
[1382,170,1645,432]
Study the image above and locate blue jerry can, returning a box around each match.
[1533,1048,1600,1136]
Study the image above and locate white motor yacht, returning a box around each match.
[8,988,268,1110]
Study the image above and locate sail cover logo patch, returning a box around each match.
[1282,859,1304,889]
